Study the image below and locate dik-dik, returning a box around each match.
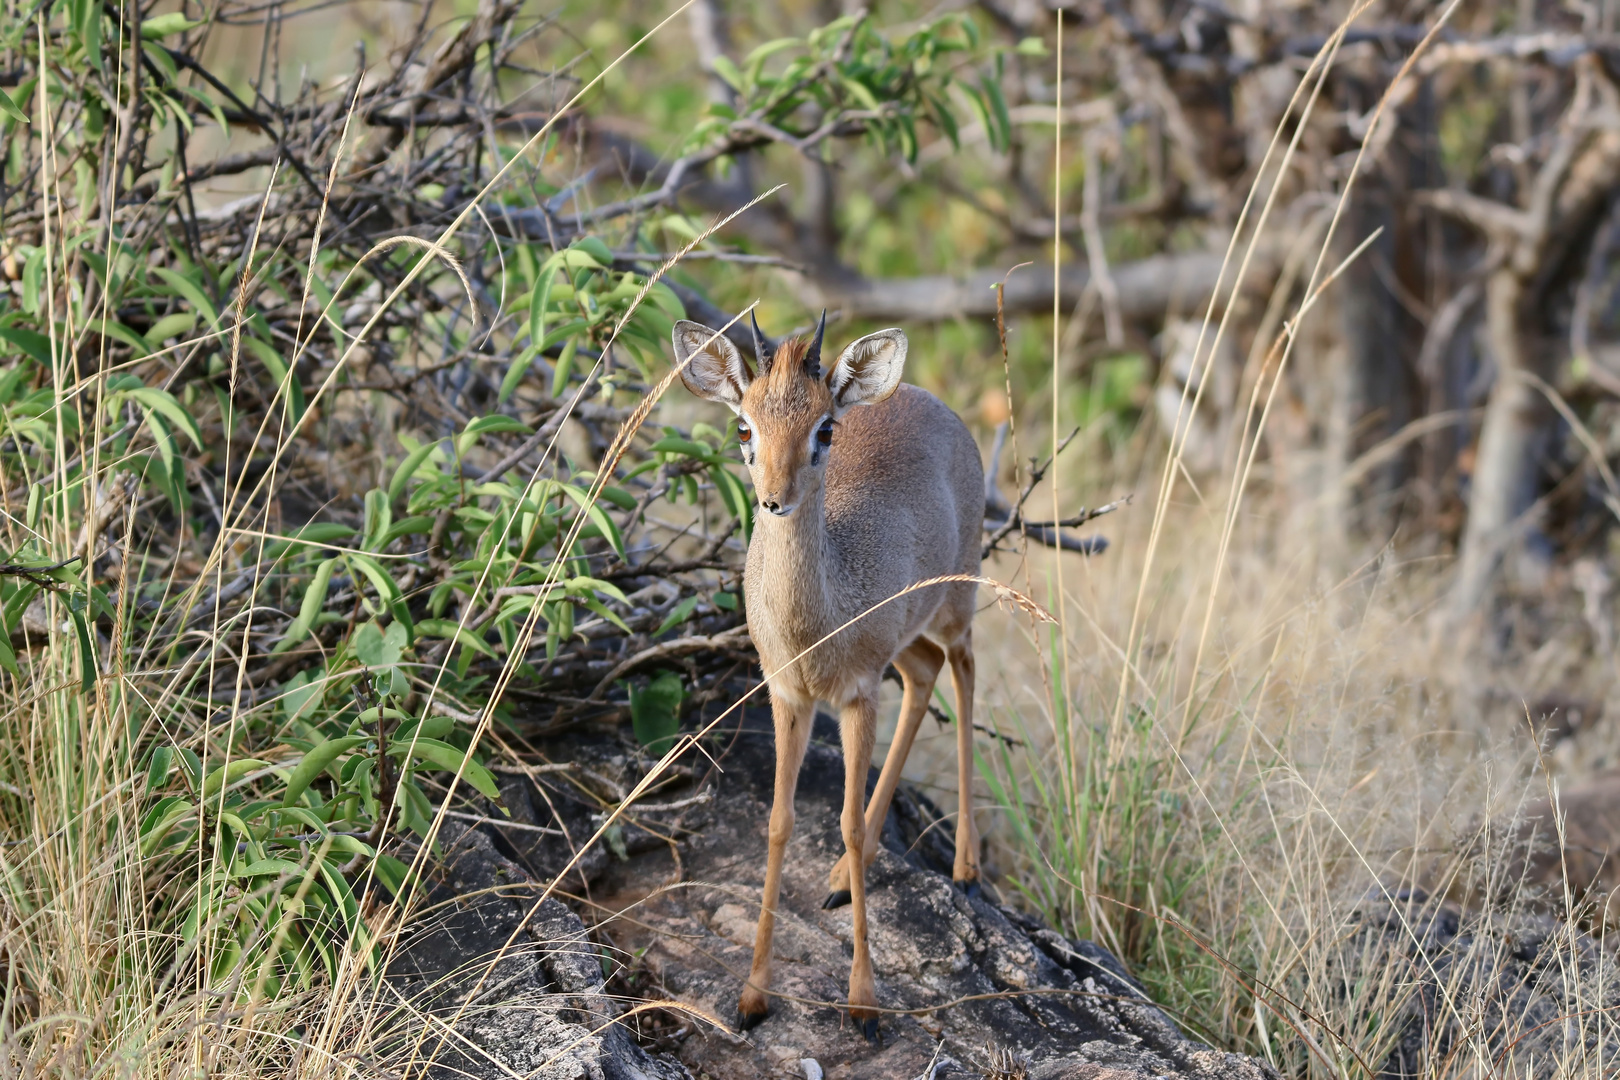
[674,314,983,1038]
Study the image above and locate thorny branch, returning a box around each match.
[983,423,1129,559]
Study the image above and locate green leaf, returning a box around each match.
[566,575,629,605]
[462,414,533,438]
[710,54,744,91]
[654,595,700,637]
[649,436,721,462]
[980,75,1012,153]
[381,516,434,546]
[364,489,392,551]
[457,414,533,457]
[498,344,539,404]
[347,553,410,632]
[644,281,685,319]
[238,858,305,877]
[386,439,438,503]
[97,321,152,356]
[391,715,454,744]
[557,484,626,557]
[353,620,407,668]
[279,806,328,834]
[178,85,228,134]
[282,736,370,807]
[597,485,638,512]
[176,748,203,789]
[201,758,270,799]
[709,464,753,540]
[145,311,197,343]
[141,14,203,38]
[840,75,883,113]
[414,618,498,659]
[78,0,103,73]
[354,705,410,727]
[571,236,615,266]
[241,335,306,424]
[629,671,684,755]
[140,798,194,855]
[372,854,417,898]
[324,834,375,857]
[279,673,323,724]
[745,36,801,67]
[575,593,630,634]
[0,85,28,125]
[528,266,558,347]
[274,557,337,652]
[145,746,175,789]
[127,387,203,448]
[151,267,220,326]
[395,739,500,801]
[68,606,94,693]
[551,338,578,399]
[0,327,52,364]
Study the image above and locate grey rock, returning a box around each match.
[388,820,690,1080]
[449,710,1278,1080]
[1346,893,1620,1077]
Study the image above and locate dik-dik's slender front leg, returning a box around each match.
[825,638,945,907]
[838,691,883,1040]
[949,637,979,890]
[737,692,814,1030]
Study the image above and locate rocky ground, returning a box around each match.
[388,708,1279,1080]
[383,706,1620,1078]
[1341,891,1620,1077]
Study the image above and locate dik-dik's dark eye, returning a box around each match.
[816,419,834,446]
[737,422,752,443]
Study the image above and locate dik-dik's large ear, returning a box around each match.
[673,320,752,411]
[827,328,906,410]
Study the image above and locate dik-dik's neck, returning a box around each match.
[750,485,841,642]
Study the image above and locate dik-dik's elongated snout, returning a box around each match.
[753,441,812,516]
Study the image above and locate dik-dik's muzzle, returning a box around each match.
[758,492,794,517]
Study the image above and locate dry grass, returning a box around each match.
[952,453,1620,1076]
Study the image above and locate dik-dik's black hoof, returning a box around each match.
[956,879,982,900]
[822,889,851,909]
[736,1007,769,1033]
[860,1016,881,1043]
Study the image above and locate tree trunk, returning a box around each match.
[1451,267,1547,616]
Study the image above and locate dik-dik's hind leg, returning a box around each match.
[949,636,980,891]
[825,638,945,908]
[837,691,883,1040]
[737,693,814,1030]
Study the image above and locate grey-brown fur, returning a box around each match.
[673,318,984,1038]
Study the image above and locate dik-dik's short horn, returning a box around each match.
[751,311,772,376]
[804,309,827,379]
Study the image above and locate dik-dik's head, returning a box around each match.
[674,313,907,518]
